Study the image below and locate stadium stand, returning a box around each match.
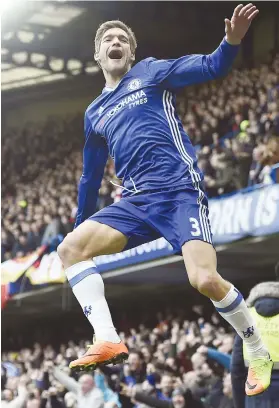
[1,308,235,408]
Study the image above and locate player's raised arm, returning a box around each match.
[75,113,108,228]
[147,3,259,89]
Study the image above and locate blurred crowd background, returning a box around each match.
[2,55,279,262]
[2,307,235,408]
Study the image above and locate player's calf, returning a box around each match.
[57,220,128,348]
[182,239,271,390]
[182,240,230,300]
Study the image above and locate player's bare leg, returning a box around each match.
[57,220,129,371]
[182,240,273,396]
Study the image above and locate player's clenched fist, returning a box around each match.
[225,3,259,45]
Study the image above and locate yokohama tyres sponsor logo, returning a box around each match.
[107,90,147,117]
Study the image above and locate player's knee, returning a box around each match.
[197,273,219,297]
[57,233,87,266]
[57,238,71,264]
[189,268,219,297]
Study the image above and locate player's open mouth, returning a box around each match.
[108,49,123,60]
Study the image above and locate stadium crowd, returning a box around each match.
[2,308,235,408]
[1,55,279,261]
[178,53,279,196]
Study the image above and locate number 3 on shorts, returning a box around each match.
[189,217,201,236]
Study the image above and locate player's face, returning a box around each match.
[96,27,135,77]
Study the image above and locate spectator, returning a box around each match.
[52,367,104,408]
[249,136,279,185]
[210,146,236,195]
[219,373,234,408]
[231,276,279,408]
[1,376,28,408]
[121,385,204,408]
[27,223,44,252]
[11,235,30,258]
[41,215,61,246]
[156,375,173,401]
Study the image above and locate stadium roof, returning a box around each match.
[1,1,277,92]
[1,1,100,90]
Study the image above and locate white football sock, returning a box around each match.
[211,285,268,359]
[65,260,120,343]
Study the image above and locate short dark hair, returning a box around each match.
[94,20,137,54]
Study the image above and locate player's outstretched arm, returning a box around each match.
[75,114,108,228]
[146,4,259,89]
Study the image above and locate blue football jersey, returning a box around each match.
[76,38,239,227]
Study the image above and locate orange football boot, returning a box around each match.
[69,340,128,372]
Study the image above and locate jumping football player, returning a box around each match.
[58,4,273,396]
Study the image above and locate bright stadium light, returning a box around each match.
[30,53,47,68]
[85,65,100,75]
[49,57,64,72]
[12,52,28,64]
[1,0,25,17]
[17,31,35,43]
[3,32,14,41]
